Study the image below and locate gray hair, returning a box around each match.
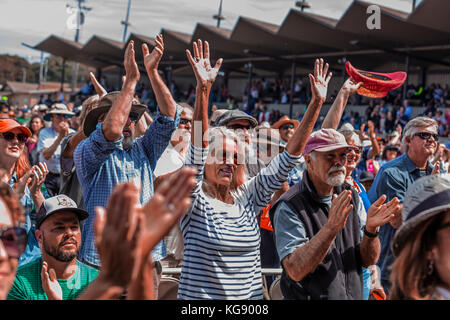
[402,117,438,150]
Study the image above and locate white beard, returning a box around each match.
[325,170,346,187]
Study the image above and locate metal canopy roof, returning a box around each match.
[32,0,450,76]
[408,0,450,34]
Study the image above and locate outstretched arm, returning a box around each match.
[321,77,362,130]
[285,58,332,156]
[102,41,140,142]
[185,39,223,148]
[143,34,176,118]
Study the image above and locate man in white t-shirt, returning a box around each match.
[37,104,75,196]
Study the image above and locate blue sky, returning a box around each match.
[0,0,414,63]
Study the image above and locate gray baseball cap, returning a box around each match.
[36,195,89,229]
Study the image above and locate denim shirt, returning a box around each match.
[74,108,181,267]
[368,153,438,287]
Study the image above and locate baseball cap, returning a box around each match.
[304,128,359,154]
[0,118,31,137]
[214,109,258,128]
[346,61,406,98]
[36,195,89,229]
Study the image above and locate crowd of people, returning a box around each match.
[0,34,449,301]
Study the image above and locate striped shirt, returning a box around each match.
[178,143,302,300]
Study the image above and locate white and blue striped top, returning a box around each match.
[177,142,302,300]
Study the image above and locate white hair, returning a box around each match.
[402,116,438,151]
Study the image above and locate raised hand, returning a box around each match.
[326,190,353,233]
[41,261,62,300]
[432,161,441,175]
[28,162,48,196]
[341,77,363,97]
[142,34,164,72]
[89,72,107,98]
[124,40,140,85]
[186,39,223,88]
[309,58,332,103]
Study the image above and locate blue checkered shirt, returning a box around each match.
[74,108,181,266]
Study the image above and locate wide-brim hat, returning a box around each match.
[271,115,299,130]
[44,103,75,121]
[392,173,450,257]
[0,118,32,137]
[83,91,147,137]
[346,61,407,98]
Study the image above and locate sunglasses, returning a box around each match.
[1,132,28,144]
[227,124,251,131]
[353,146,363,154]
[128,112,140,123]
[280,124,294,130]
[414,132,439,142]
[180,118,192,125]
[216,151,238,165]
[0,226,28,259]
[53,114,69,119]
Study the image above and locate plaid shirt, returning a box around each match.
[74,108,181,266]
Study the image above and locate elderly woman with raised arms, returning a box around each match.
[177,39,333,300]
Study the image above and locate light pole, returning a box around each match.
[122,0,132,42]
[213,0,225,28]
[295,0,310,11]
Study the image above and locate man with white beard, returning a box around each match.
[269,128,400,300]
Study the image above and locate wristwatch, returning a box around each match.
[364,226,379,238]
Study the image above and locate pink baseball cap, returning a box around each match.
[304,128,358,154]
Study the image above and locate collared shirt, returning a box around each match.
[37,126,75,173]
[74,108,180,266]
[368,153,439,285]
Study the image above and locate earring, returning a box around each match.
[427,259,434,276]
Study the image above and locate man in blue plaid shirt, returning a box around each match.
[74,37,180,296]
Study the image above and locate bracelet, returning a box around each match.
[364,226,379,238]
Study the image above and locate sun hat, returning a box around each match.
[214,109,258,128]
[36,194,89,229]
[0,118,31,137]
[392,173,450,257]
[271,115,299,130]
[83,91,147,137]
[44,103,75,121]
[346,61,407,98]
[304,128,359,154]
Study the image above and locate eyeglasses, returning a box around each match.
[227,123,251,131]
[180,118,192,125]
[1,132,28,144]
[0,226,28,259]
[280,124,294,130]
[353,146,363,154]
[413,132,439,142]
[53,114,69,119]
